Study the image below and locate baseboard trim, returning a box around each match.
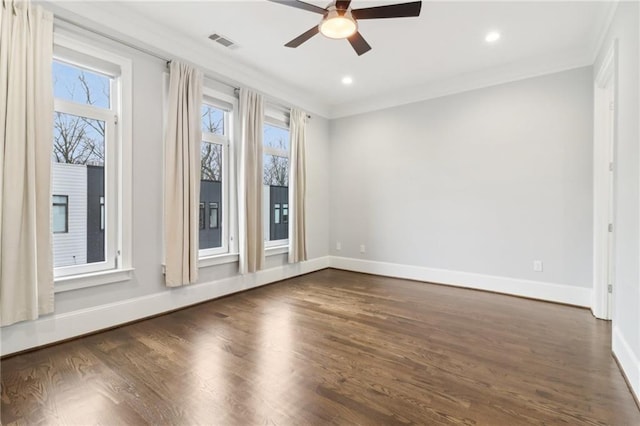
[612,326,640,405]
[329,256,592,307]
[0,256,330,357]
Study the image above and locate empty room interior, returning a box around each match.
[1,0,640,424]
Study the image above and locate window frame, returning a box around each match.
[52,195,69,234]
[52,32,133,291]
[198,89,236,259]
[263,115,290,249]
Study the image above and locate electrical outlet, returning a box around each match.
[336,241,341,251]
[360,244,366,254]
[533,260,543,272]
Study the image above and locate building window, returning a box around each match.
[199,95,231,257]
[99,196,105,231]
[263,120,290,246]
[51,36,132,280]
[274,203,281,224]
[199,203,205,230]
[52,195,68,233]
[282,203,289,224]
[209,202,219,229]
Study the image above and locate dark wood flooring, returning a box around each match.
[1,269,639,425]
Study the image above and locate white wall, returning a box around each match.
[595,1,640,401]
[330,67,594,300]
[51,163,87,268]
[0,23,331,355]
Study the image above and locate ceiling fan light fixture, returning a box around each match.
[319,8,357,39]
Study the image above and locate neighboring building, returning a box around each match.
[263,185,288,242]
[199,180,222,249]
[51,163,104,268]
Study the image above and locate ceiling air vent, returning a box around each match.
[208,33,239,49]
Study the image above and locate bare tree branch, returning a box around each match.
[201,142,222,181]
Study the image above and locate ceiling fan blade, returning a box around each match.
[268,0,327,15]
[285,26,320,48]
[352,1,422,20]
[335,0,352,11]
[347,31,372,56]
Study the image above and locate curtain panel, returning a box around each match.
[0,0,54,326]
[288,109,308,263]
[238,88,264,274]
[164,61,203,287]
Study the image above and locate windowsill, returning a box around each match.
[199,252,239,268]
[54,268,134,293]
[160,246,289,275]
[265,245,289,256]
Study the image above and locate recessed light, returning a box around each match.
[342,76,353,85]
[485,31,501,43]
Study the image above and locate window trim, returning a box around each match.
[198,89,237,259]
[52,32,133,289]
[263,116,290,249]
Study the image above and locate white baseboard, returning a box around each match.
[0,256,595,357]
[329,256,592,307]
[1,256,330,357]
[613,326,640,403]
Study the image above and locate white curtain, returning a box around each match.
[0,0,54,326]
[164,61,202,287]
[238,88,264,274]
[288,109,308,263]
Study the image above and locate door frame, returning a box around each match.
[592,40,618,320]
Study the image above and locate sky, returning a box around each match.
[53,60,111,109]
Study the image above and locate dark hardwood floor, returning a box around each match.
[1,269,639,425]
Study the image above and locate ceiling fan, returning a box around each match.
[268,0,422,56]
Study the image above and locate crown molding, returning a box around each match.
[328,47,594,119]
[591,0,620,62]
[43,1,609,121]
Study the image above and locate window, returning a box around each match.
[51,34,132,284]
[199,96,231,256]
[263,120,290,246]
[209,202,219,229]
[52,195,68,233]
[274,203,281,224]
[199,203,205,230]
[99,196,105,231]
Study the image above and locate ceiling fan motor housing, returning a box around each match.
[319,6,358,39]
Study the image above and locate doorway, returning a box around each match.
[592,40,617,320]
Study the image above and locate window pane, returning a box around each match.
[200,146,223,250]
[263,154,289,186]
[283,204,289,224]
[53,61,110,109]
[201,142,222,181]
[264,123,289,151]
[53,112,105,166]
[264,185,289,242]
[52,195,68,234]
[202,104,225,135]
[52,112,106,268]
[263,123,289,242]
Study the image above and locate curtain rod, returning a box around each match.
[232,88,312,119]
[54,16,239,91]
[55,16,312,118]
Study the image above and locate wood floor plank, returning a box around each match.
[2,269,639,425]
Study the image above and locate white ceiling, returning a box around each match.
[52,1,615,117]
